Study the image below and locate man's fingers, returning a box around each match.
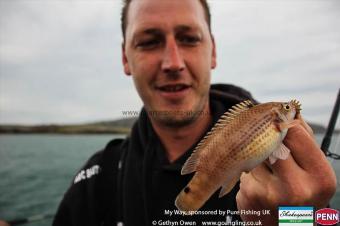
[296,114,314,137]
[283,124,329,172]
[249,162,273,183]
[239,165,278,210]
[267,154,302,181]
[241,163,273,192]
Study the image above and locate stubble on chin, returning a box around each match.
[152,110,200,128]
[147,105,210,128]
[147,90,211,128]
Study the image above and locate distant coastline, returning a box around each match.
[0,117,337,134]
[0,118,137,134]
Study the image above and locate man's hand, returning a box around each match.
[236,119,337,225]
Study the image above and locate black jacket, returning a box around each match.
[53,84,255,226]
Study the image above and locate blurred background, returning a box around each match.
[0,0,339,225]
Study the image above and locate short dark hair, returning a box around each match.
[121,0,212,40]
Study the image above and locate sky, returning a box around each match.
[0,0,339,128]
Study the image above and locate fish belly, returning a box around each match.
[237,124,282,172]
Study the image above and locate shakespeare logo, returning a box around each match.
[278,206,314,226]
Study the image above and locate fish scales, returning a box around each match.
[230,114,278,161]
[175,100,301,213]
[227,115,272,160]
[198,105,275,172]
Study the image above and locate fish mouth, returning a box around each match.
[156,84,191,92]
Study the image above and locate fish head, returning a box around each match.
[274,99,301,122]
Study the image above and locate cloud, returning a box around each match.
[0,0,137,124]
[0,1,121,64]
[209,0,340,126]
[0,0,339,128]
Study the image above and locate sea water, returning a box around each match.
[0,134,339,226]
[0,134,123,225]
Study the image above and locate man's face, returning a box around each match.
[122,0,216,127]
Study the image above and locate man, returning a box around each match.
[53,0,336,225]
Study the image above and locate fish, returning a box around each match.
[175,99,302,213]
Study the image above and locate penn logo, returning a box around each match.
[315,208,339,225]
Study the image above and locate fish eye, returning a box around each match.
[184,186,191,193]
[284,104,290,110]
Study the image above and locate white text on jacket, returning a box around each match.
[74,165,100,184]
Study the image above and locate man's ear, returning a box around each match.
[211,35,217,69]
[122,42,131,75]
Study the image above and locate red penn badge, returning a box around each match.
[315,208,339,225]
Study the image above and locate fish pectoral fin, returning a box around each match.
[269,155,278,164]
[269,144,291,164]
[275,144,291,159]
[218,173,241,198]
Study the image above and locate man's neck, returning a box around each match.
[150,103,212,163]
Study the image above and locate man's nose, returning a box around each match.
[161,39,185,73]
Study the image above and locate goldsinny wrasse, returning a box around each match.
[175,100,302,213]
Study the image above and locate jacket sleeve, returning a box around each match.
[52,138,125,226]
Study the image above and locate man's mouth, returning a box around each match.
[157,84,191,92]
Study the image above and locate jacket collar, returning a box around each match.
[129,83,256,171]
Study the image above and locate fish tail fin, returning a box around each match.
[175,186,204,214]
[174,191,193,214]
[174,173,214,213]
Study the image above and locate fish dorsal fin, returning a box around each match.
[209,99,254,133]
[222,99,254,121]
[181,100,253,175]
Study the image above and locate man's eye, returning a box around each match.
[137,39,160,49]
[178,36,200,46]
